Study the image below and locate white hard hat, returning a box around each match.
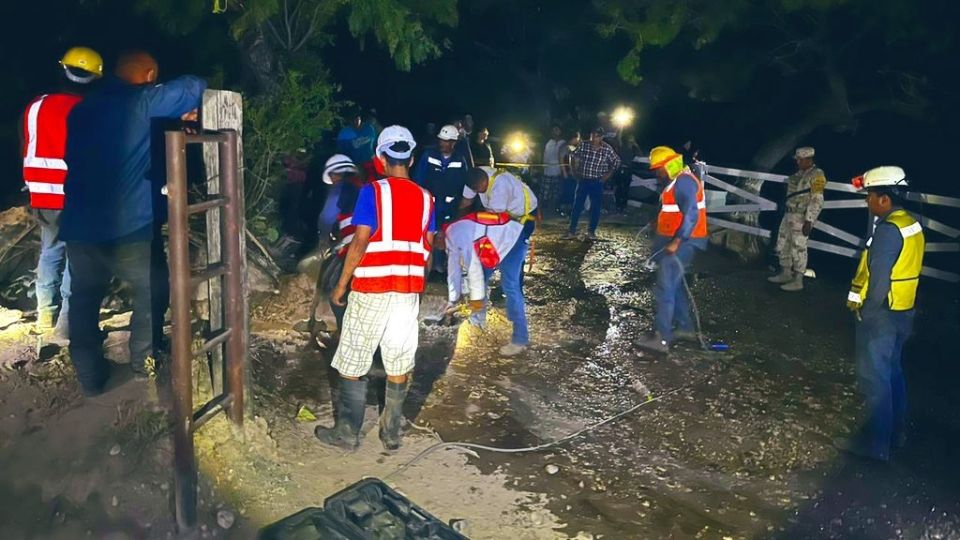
[438,124,460,141]
[794,147,815,159]
[859,166,907,189]
[322,154,358,185]
[376,125,417,159]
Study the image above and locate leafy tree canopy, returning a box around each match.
[594,0,958,168]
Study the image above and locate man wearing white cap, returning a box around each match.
[316,154,362,329]
[315,125,436,452]
[768,146,827,291]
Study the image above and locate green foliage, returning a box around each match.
[133,0,210,35]
[345,0,457,71]
[244,70,340,219]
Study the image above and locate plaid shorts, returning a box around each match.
[331,291,420,378]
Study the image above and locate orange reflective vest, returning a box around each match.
[657,171,708,239]
[21,93,83,210]
[352,177,434,294]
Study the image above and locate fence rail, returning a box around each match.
[629,157,959,283]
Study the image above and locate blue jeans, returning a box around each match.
[569,179,603,234]
[855,309,913,458]
[35,209,70,321]
[653,241,697,342]
[473,220,535,345]
[559,176,577,210]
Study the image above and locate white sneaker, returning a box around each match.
[561,232,578,240]
[499,343,527,356]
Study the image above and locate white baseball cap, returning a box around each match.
[438,124,460,141]
[376,125,417,159]
[322,154,359,185]
[794,147,815,159]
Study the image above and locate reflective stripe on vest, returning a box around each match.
[488,171,534,223]
[22,93,82,210]
[335,213,357,257]
[656,171,708,238]
[352,178,433,293]
[847,210,925,312]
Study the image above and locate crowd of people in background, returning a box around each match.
[20,46,924,463]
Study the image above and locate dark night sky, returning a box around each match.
[3,0,960,205]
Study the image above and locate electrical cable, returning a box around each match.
[387,242,717,480]
[385,376,704,481]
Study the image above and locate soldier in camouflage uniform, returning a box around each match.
[768,147,826,291]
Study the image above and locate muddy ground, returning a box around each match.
[1,216,958,539]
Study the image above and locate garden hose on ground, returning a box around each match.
[385,366,717,481]
[386,246,716,480]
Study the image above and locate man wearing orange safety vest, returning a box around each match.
[316,125,436,452]
[636,146,708,354]
[20,47,103,339]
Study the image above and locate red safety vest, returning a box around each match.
[335,177,371,257]
[657,172,708,239]
[352,177,434,294]
[21,93,82,210]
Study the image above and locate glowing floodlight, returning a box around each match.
[611,106,635,129]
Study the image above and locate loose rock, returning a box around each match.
[216,509,235,530]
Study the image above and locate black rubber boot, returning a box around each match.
[315,378,367,451]
[379,378,411,451]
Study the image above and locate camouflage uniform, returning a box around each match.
[775,166,826,274]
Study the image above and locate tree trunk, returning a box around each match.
[240,26,281,94]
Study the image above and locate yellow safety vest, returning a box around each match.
[488,171,534,224]
[848,209,924,312]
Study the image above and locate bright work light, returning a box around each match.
[611,106,635,129]
[505,132,529,155]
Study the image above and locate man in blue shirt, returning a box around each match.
[336,108,376,165]
[61,51,205,395]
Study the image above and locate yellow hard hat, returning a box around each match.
[60,47,104,82]
[649,145,684,178]
[649,146,680,169]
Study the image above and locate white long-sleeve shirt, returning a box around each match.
[462,167,538,219]
[445,217,524,302]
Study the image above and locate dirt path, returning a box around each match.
[1,215,957,539]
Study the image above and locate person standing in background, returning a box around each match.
[473,127,495,168]
[557,130,580,216]
[541,125,565,215]
[336,107,376,164]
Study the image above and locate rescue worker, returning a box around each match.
[316,126,436,452]
[316,154,362,330]
[61,51,206,395]
[20,47,103,340]
[768,147,826,291]
[636,146,708,354]
[836,166,924,461]
[458,167,539,356]
[443,210,525,336]
[413,124,471,274]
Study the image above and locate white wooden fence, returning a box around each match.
[629,157,960,283]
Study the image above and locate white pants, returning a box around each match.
[331,291,420,378]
